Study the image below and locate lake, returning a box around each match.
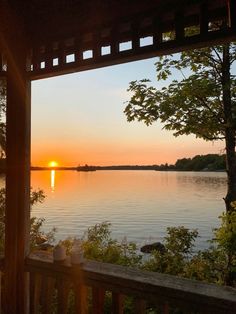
[27,170,227,250]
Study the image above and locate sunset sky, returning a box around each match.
[31,56,224,167]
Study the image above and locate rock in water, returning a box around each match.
[141,242,165,254]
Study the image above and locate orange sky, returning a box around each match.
[31,58,224,167]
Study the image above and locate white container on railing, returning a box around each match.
[71,239,84,265]
[53,244,66,263]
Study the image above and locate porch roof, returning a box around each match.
[1,0,236,80]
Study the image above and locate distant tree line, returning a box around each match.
[95,154,225,172]
[173,154,226,171]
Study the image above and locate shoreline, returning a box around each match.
[30,166,225,172]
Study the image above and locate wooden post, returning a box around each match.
[175,9,185,41]
[200,1,208,35]
[112,293,124,314]
[228,0,236,30]
[1,3,31,313]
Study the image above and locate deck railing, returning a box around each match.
[23,252,236,314]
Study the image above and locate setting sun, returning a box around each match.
[48,161,58,168]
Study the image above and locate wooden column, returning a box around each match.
[228,0,236,30]
[2,4,31,313]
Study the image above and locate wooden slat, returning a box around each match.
[175,9,185,40]
[58,42,66,67]
[30,273,42,314]
[0,53,2,72]
[153,16,162,47]
[57,278,71,314]
[131,21,141,52]
[134,298,146,314]
[40,276,56,314]
[0,271,2,314]
[74,283,88,314]
[112,292,124,314]
[92,287,105,314]
[200,1,209,35]
[162,302,170,314]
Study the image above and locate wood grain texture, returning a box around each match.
[112,292,124,314]
[26,254,236,314]
[134,298,146,314]
[92,287,105,314]
[2,3,31,312]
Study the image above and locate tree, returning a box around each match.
[0,188,56,252]
[124,43,236,212]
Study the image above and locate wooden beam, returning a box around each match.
[30,28,236,81]
[1,3,31,313]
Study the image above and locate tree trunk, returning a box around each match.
[221,43,236,286]
[222,44,236,213]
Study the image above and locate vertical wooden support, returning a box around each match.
[175,9,185,41]
[58,42,66,67]
[74,283,88,314]
[2,3,31,312]
[30,273,42,314]
[132,21,140,52]
[228,0,236,29]
[0,271,2,314]
[162,302,170,314]
[41,276,56,314]
[92,287,105,314]
[153,16,162,47]
[200,1,208,35]
[57,278,70,314]
[0,53,2,72]
[134,298,146,314]
[5,51,31,313]
[112,293,124,314]
[111,27,119,55]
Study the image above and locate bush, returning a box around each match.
[0,188,56,252]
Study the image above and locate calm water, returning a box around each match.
[28,170,227,249]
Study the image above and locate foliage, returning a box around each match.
[183,207,236,285]
[142,211,236,286]
[213,204,236,284]
[184,247,228,285]
[60,217,235,287]
[174,154,225,171]
[143,227,198,276]
[30,217,56,251]
[61,222,142,267]
[0,187,56,252]
[124,45,236,141]
[153,154,225,171]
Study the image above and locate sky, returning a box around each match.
[31,56,224,167]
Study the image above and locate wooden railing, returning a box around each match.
[24,252,236,314]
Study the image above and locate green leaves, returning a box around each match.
[124,44,236,141]
[125,80,160,125]
[0,188,56,252]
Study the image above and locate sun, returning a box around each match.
[48,161,58,168]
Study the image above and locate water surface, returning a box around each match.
[30,170,226,249]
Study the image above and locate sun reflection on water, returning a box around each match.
[50,170,55,192]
